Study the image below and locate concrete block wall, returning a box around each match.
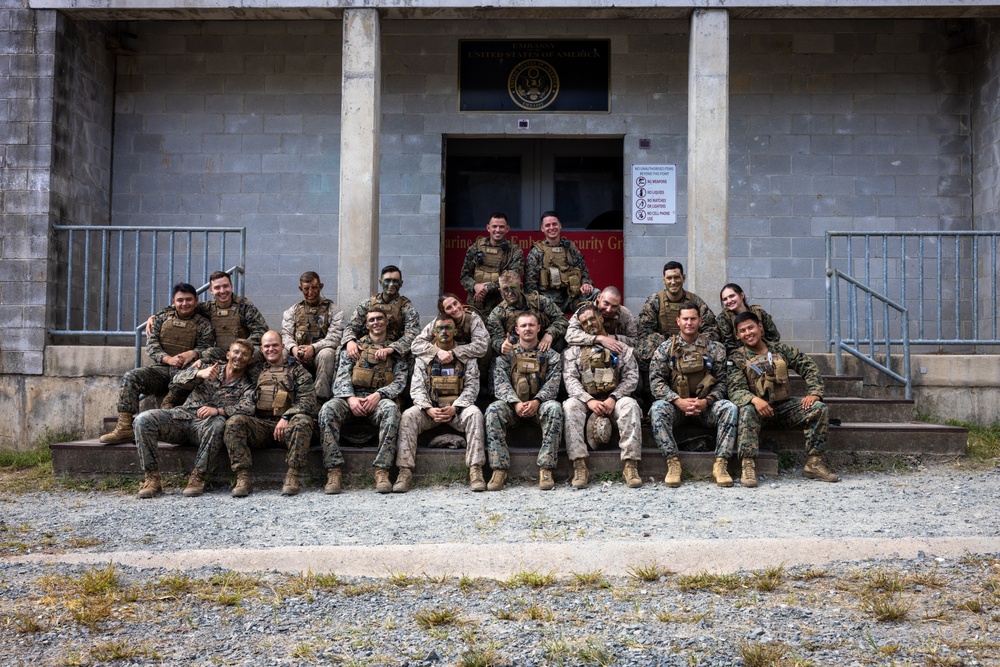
[729,18,973,352]
[111,20,344,329]
[972,19,1000,233]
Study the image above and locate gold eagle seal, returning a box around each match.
[508,59,560,110]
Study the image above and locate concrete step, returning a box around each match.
[50,439,779,487]
[759,422,967,455]
[824,397,915,423]
[790,374,863,398]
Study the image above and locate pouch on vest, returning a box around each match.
[159,317,198,357]
[673,373,692,399]
[431,375,462,407]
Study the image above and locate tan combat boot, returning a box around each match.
[664,456,682,488]
[324,468,343,495]
[803,455,840,483]
[539,468,555,491]
[713,457,734,487]
[741,458,758,488]
[100,412,134,444]
[469,465,486,492]
[374,467,392,494]
[570,459,589,489]
[486,470,507,491]
[392,467,413,493]
[281,468,300,496]
[136,471,162,499]
[623,460,642,488]
[183,469,206,497]
[160,387,185,409]
[231,471,252,497]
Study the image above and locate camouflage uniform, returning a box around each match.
[397,355,485,470]
[459,237,524,316]
[341,293,421,358]
[319,339,409,470]
[562,344,642,462]
[648,334,738,459]
[280,297,344,399]
[484,345,563,471]
[728,341,828,458]
[410,308,489,364]
[717,305,781,355]
[565,304,639,349]
[133,362,257,473]
[636,289,719,370]
[486,291,567,355]
[224,356,317,474]
[116,310,215,414]
[524,238,596,314]
[197,296,269,363]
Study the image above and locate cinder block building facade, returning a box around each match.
[2,1,1000,447]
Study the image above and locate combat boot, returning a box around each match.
[741,458,758,488]
[803,455,840,483]
[712,457,734,487]
[623,460,642,488]
[487,470,507,491]
[183,469,206,497]
[324,468,343,495]
[374,467,392,494]
[664,456,682,488]
[136,471,162,499]
[100,412,134,444]
[469,465,486,492]
[231,471,252,497]
[281,468,300,496]
[160,387,185,410]
[539,468,555,491]
[570,459,589,489]
[392,467,413,493]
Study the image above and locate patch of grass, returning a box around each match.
[739,640,788,667]
[628,561,673,582]
[58,475,141,493]
[906,566,947,589]
[570,569,611,589]
[6,613,46,633]
[200,571,261,606]
[343,582,381,597]
[89,639,160,662]
[66,536,103,549]
[862,594,911,622]
[0,444,54,469]
[863,569,904,594]
[419,464,468,487]
[751,566,784,593]
[521,602,555,621]
[458,574,487,593]
[576,639,614,666]
[792,568,827,581]
[505,568,556,589]
[459,641,504,667]
[386,570,419,587]
[945,420,1000,462]
[957,597,985,614]
[414,606,461,629]
[490,606,517,621]
[675,571,743,594]
[542,637,572,664]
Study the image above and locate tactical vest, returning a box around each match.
[510,349,548,402]
[294,298,333,346]
[657,290,694,337]
[580,346,619,398]
[455,307,475,345]
[472,238,509,284]
[534,240,582,298]
[256,364,294,417]
[159,314,199,357]
[210,297,248,350]
[667,334,717,399]
[744,349,791,403]
[373,294,411,343]
[503,294,551,336]
[351,341,396,390]
[426,358,465,407]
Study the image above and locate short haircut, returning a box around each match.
[663,261,684,274]
[172,282,198,298]
[230,338,254,356]
[540,210,559,222]
[576,302,600,320]
[678,301,700,316]
[209,270,231,284]
[379,265,402,278]
[299,271,321,284]
[498,270,521,287]
[599,285,622,300]
[515,310,539,327]
[366,304,388,319]
[734,310,761,328]
[489,212,509,224]
[435,314,457,328]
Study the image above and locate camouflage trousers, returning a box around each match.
[634,334,666,372]
[223,413,316,472]
[396,405,486,470]
[649,399,738,459]
[318,397,400,469]
[133,408,226,473]
[302,348,338,400]
[483,400,563,471]
[737,398,829,458]
[563,396,642,462]
[116,364,177,413]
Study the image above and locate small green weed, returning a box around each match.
[414,606,461,629]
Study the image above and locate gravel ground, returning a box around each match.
[2,462,1000,666]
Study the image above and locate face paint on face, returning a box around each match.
[381,273,402,297]
[663,269,685,297]
[227,344,252,372]
[579,310,602,336]
[501,284,521,305]
[299,280,323,305]
[366,312,387,336]
[434,321,456,345]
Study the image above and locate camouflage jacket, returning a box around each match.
[256,355,318,419]
[637,289,719,352]
[410,310,490,364]
[280,298,345,354]
[727,341,824,408]
[564,304,639,349]
[409,355,481,411]
[493,345,562,405]
[486,292,568,354]
[524,238,594,303]
[155,297,268,348]
[649,334,730,405]
[717,305,781,355]
[168,362,257,420]
[146,310,215,365]
[332,337,410,400]
[562,344,639,404]
[459,237,524,299]
[342,293,421,358]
